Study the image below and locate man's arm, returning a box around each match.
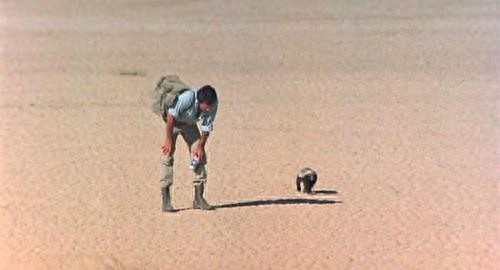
[199,131,209,148]
[193,131,210,162]
[162,114,176,156]
[196,101,217,161]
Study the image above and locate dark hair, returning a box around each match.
[197,85,218,105]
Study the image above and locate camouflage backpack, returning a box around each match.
[151,75,190,119]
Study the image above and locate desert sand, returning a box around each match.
[0,0,498,269]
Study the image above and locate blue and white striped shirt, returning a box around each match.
[167,89,218,132]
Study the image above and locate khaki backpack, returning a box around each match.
[151,75,190,119]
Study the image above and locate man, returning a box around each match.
[160,85,218,212]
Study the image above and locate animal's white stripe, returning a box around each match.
[297,167,316,178]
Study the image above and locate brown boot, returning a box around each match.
[161,186,175,212]
[192,183,215,210]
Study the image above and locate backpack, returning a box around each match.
[151,75,190,119]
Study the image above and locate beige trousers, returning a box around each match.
[160,123,207,188]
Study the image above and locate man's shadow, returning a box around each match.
[172,189,340,212]
[214,189,341,209]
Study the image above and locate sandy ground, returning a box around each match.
[0,0,499,269]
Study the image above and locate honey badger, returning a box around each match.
[296,168,317,194]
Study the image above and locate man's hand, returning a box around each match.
[193,145,206,163]
[193,131,209,162]
[162,138,175,156]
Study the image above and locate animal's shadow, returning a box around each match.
[312,189,338,195]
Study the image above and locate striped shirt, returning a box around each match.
[167,89,218,132]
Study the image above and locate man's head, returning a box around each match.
[197,85,218,112]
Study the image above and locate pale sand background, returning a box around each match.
[0,1,499,269]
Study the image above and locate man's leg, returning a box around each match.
[181,125,215,210]
[160,128,180,212]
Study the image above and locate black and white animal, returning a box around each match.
[296,167,317,194]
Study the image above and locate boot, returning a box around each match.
[161,186,175,212]
[193,184,215,210]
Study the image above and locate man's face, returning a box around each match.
[199,102,214,112]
